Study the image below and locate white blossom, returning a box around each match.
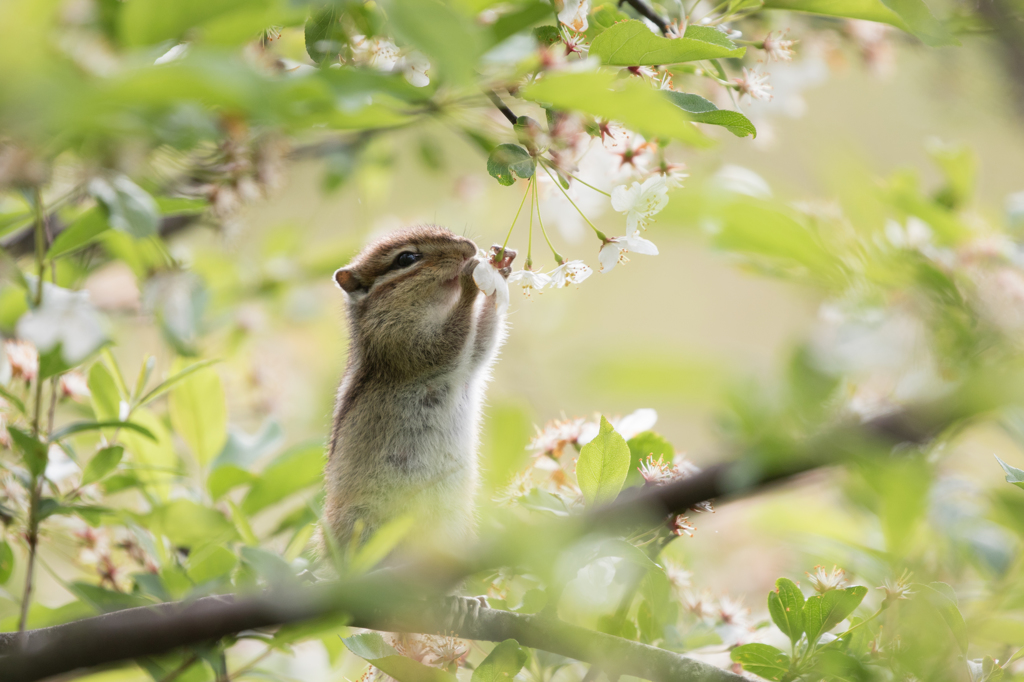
[611,176,670,233]
[732,67,773,103]
[472,256,510,311]
[17,282,107,366]
[403,51,431,87]
[508,269,552,297]
[548,260,593,288]
[557,0,590,33]
[598,234,659,272]
[762,31,796,62]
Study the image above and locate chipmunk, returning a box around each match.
[322,225,514,562]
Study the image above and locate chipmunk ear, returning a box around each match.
[334,268,364,294]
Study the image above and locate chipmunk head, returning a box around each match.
[334,225,477,354]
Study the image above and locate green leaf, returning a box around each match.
[0,540,13,584]
[576,416,631,506]
[585,3,631,40]
[82,446,124,485]
[145,499,237,549]
[9,426,48,478]
[118,0,253,46]
[88,176,159,239]
[208,464,257,501]
[120,408,178,501]
[472,640,528,682]
[487,144,535,186]
[730,643,791,680]
[50,421,155,443]
[768,577,805,644]
[241,443,324,514]
[879,0,957,46]
[589,20,745,65]
[762,0,909,27]
[919,582,968,655]
[663,92,756,138]
[349,514,416,574]
[136,358,220,409]
[168,358,227,467]
[803,586,868,645]
[995,456,1024,490]
[343,632,458,682]
[625,431,673,487]
[522,71,710,146]
[388,0,483,86]
[88,362,122,422]
[305,5,344,65]
[47,208,110,259]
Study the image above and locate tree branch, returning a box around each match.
[486,89,519,125]
[619,0,669,34]
[0,399,970,682]
[0,580,742,682]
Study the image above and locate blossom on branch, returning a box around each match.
[473,253,511,311]
[598,234,659,273]
[557,0,590,32]
[508,268,552,297]
[611,176,670,233]
[732,67,773,103]
[762,31,797,62]
[548,260,593,288]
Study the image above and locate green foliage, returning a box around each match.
[730,643,791,680]
[767,577,805,644]
[576,416,631,506]
[663,92,756,138]
[487,144,536,186]
[803,586,867,645]
[995,455,1024,490]
[522,72,711,146]
[168,358,228,467]
[88,176,159,239]
[472,640,528,682]
[81,446,124,485]
[589,20,746,65]
[0,540,13,585]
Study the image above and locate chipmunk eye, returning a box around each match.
[392,251,422,269]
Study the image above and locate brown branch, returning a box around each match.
[0,400,967,682]
[619,0,670,34]
[485,89,519,125]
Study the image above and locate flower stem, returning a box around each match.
[534,184,564,265]
[500,175,533,261]
[562,169,611,197]
[527,180,535,269]
[19,186,48,634]
[540,163,607,241]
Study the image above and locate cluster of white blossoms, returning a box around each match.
[349,34,430,87]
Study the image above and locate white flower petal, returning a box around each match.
[624,235,659,255]
[599,242,620,272]
[614,408,658,439]
[473,260,499,295]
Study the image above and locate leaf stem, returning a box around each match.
[540,163,607,241]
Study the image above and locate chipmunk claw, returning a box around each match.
[438,595,489,632]
[489,245,516,278]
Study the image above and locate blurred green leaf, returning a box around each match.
[88,362,121,422]
[88,176,159,239]
[120,408,178,500]
[803,586,868,645]
[343,632,457,682]
[82,446,124,485]
[9,426,48,477]
[919,582,968,655]
[522,71,710,147]
[482,403,531,493]
[47,208,109,259]
[879,0,957,46]
[590,21,745,65]
[240,546,295,585]
[0,540,13,584]
[146,499,237,548]
[305,4,345,65]
[472,640,528,682]
[137,358,220,409]
[487,144,535,186]
[119,0,256,46]
[995,456,1024,490]
[241,443,324,514]
[576,416,630,506]
[585,3,630,40]
[50,421,155,443]
[350,514,415,574]
[664,92,756,138]
[768,577,805,644]
[762,0,909,27]
[208,465,257,500]
[730,643,790,680]
[388,0,483,86]
[168,358,227,467]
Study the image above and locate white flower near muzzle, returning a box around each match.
[611,176,669,233]
[598,234,659,272]
[472,256,510,311]
[557,0,590,32]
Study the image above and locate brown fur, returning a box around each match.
[321,226,511,564]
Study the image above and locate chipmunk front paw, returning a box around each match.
[489,245,517,278]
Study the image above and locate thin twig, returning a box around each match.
[619,0,669,34]
[485,90,519,125]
